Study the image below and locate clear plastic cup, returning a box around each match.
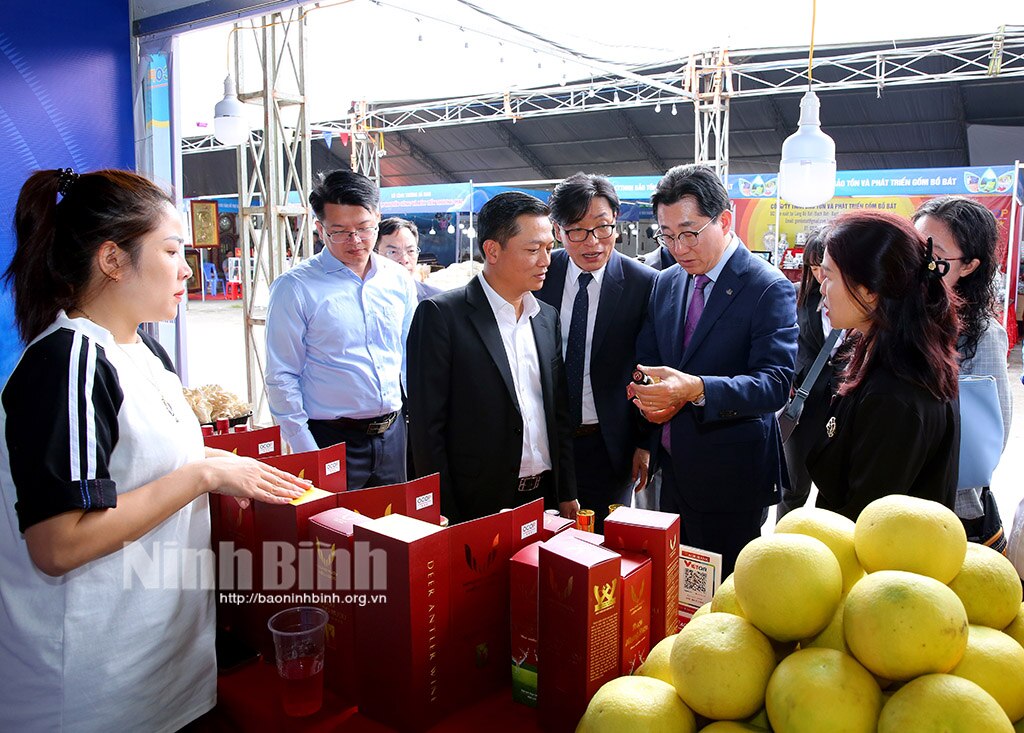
[267,606,328,717]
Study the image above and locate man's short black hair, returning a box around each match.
[309,169,379,219]
[651,164,731,220]
[477,191,550,248]
[377,217,419,244]
[548,172,620,227]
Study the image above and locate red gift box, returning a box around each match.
[354,514,451,731]
[604,506,680,644]
[618,551,652,676]
[261,442,346,493]
[204,424,282,459]
[544,527,604,547]
[537,537,621,731]
[510,541,541,707]
[336,474,441,525]
[307,507,376,706]
[539,513,574,540]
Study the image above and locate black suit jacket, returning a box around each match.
[406,275,577,523]
[806,365,959,521]
[536,249,657,474]
[644,245,677,272]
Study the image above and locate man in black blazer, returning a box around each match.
[537,173,657,531]
[407,192,578,524]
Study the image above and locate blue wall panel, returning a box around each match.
[0,2,135,382]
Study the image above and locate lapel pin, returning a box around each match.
[826,417,837,438]
[726,288,734,296]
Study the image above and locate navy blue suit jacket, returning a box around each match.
[537,249,657,475]
[636,242,798,512]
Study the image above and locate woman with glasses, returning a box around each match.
[913,196,1012,541]
[806,210,960,521]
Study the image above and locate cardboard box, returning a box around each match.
[603,507,680,644]
[261,442,347,493]
[354,514,451,731]
[618,551,652,675]
[509,541,542,707]
[446,499,543,709]
[308,507,376,705]
[677,544,723,630]
[538,538,621,731]
[204,424,281,459]
[539,513,574,540]
[544,527,604,547]
[336,474,441,525]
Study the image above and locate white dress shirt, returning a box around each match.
[479,274,553,477]
[559,258,606,425]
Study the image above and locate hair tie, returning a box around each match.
[57,167,79,197]
[922,237,949,280]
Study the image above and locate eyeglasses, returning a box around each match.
[382,245,420,258]
[654,217,717,248]
[561,223,616,243]
[321,224,379,244]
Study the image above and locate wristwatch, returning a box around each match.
[691,379,706,406]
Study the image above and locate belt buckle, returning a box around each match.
[518,474,541,492]
[368,413,393,436]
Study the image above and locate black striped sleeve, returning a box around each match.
[3,328,123,533]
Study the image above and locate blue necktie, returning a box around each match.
[565,272,593,428]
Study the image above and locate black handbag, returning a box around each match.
[778,328,843,443]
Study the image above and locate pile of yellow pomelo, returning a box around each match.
[577,495,1024,732]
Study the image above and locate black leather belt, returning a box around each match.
[323,411,399,436]
[517,472,548,492]
[574,423,600,438]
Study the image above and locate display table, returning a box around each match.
[206,658,543,732]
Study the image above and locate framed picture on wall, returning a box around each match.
[185,249,201,293]
[190,200,220,248]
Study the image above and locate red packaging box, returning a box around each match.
[618,551,652,675]
[537,538,621,731]
[354,514,451,731]
[544,527,604,547]
[335,474,441,525]
[604,506,680,644]
[204,424,281,459]
[308,507,376,705]
[445,500,543,709]
[245,488,338,658]
[510,541,542,707]
[261,442,347,493]
[539,513,574,540]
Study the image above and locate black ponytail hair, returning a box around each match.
[4,169,173,342]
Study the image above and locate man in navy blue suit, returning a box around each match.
[630,165,797,574]
[537,173,657,531]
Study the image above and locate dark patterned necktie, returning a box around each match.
[565,272,593,428]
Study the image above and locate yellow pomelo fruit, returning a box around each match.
[775,507,865,594]
[765,647,882,733]
[877,674,1013,733]
[1006,603,1024,649]
[854,495,966,582]
[949,625,1024,721]
[948,544,1023,629]
[844,569,968,680]
[700,723,765,732]
[733,534,842,642]
[803,593,851,654]
[710,574,746,618]
[576,675,696,733]
[691,602,712,620]
[670,612,776,720]
[636,633,676,684]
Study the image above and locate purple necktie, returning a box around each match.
[662,274,712,455]
[683,274,712,350]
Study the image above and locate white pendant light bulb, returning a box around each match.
[214,75,249,146]
[447,224,455,234]
[779,90,836,207]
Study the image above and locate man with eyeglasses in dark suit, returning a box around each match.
[265,170,418,489]
[537,173,657,531]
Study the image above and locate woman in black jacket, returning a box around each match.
[806,210,960,521]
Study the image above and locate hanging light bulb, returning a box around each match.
[655,102,662,113]
[429,226,436,236]
[447,224,455,234]
[214,75,249,146]
[613,90,621,103]
[779,91,836,207]
[465,225,477,239]
[670,104,678,116]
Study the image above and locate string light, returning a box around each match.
[671,104,678,116]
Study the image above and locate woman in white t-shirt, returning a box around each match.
[0,168,309,732]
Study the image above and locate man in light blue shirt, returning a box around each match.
[265,170,417,490]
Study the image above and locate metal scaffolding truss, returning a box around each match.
[232,7,313,424]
